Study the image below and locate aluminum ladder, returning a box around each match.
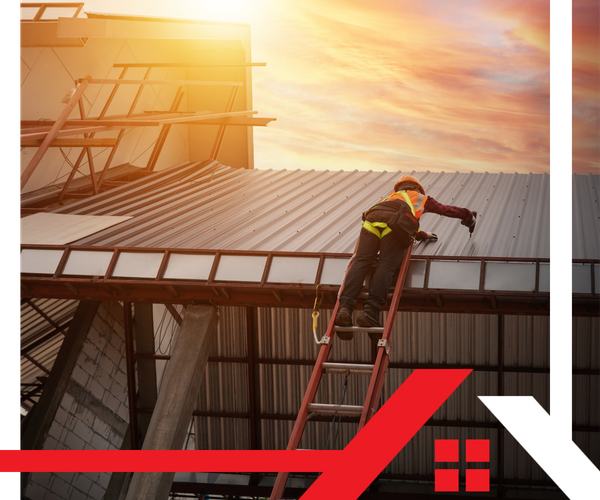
[269,242,414,499]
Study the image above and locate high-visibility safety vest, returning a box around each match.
[380,189,428,219]
[362,190,428,239]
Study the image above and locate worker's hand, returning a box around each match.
[461,211,477,235]
[424,232,438,241]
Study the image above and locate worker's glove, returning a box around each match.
[423,232,438,242]
[461,211,477,236]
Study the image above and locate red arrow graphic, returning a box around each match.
[3,369,471,500]
[299,369,472,499]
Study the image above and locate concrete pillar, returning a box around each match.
[125,305,219,500]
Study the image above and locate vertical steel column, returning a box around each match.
[497,314,504,497]
[246,306,262,449]
[123,302,139,450]
[134,303,158,445]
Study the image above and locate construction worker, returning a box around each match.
[335,174,476,340]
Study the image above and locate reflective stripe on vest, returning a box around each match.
[381,190,427,219]
[398,191,416,216]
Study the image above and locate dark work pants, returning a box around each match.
[338,227,409,311]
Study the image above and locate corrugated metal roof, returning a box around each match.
[46,160,568,259]
[573,172,600,259]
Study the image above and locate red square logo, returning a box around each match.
[435,439,459,462]
[466,439,489,462]
[435,468,459,492]
[466,468,490,492]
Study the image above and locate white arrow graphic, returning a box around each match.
[479,397,600,499]
[480,2,599,498]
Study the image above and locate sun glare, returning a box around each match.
[188,0,269,24]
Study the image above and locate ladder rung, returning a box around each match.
[307,403,364,417]
[322,362,374,375]
[334,326,385,333]
[358,292,394,298]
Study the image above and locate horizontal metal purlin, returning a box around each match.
[170,479,564,499]
[130,354,600,376]
[184,410,599,432]
[19,282,563,316]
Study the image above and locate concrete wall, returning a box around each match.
[24,302,129,500]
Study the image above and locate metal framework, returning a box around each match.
[21,245,597,451]
[20,61,273,197]
[19,243,598,462]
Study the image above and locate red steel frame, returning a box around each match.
[21,243,600,316]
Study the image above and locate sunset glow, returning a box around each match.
[53,1,599,174]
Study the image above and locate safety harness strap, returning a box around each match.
[362,220,392,239]
[363,191,422,238]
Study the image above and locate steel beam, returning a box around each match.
[246,307,261,449]
[133,303,158,445]
[123,303,139,450]
[21,76,91,190]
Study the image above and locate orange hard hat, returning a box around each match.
[394,174,425,194]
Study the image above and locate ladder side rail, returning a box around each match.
[283,246,359,451]
[268,306,337,500]
[270,242,360,500]
[285,318,335,450]
[358,243,413,430]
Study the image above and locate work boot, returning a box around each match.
[335,306,354,340]
[356,305,382,340]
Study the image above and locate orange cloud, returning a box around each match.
[253,0,552,174]
[81,1,595,174]
[573,0,599,174]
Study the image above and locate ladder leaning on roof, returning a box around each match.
[269,240,414,500]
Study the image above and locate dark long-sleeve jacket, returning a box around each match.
[414,197,474,240]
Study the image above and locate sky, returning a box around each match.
[19,0,600,175]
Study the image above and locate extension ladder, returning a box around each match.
[269,242,414,499]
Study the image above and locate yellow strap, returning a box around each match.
[364,192,422,238]
[312,310,319,334]
[312,284,322,334]
[362,220,392,239]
